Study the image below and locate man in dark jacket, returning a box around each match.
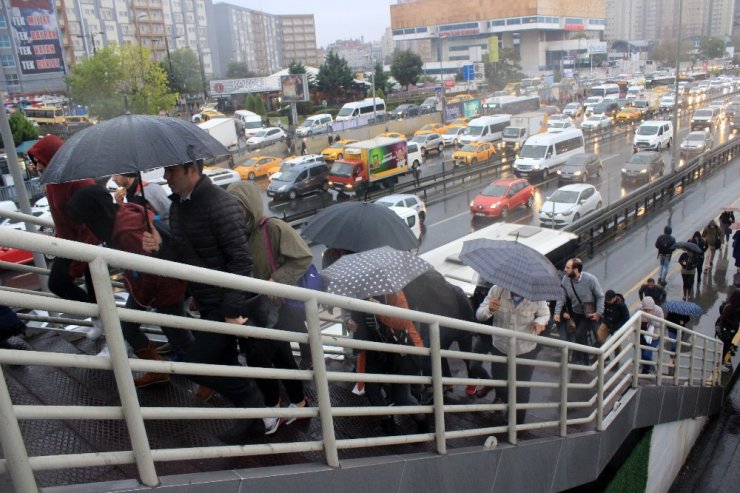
[638,278,666,306]
[654,225,676,286]
[598,290,630,344]
[143,160,276,443]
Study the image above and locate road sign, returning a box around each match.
[463,64,475,81]
[474,62,485,81]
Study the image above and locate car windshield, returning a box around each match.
[337,107,355,117]
[502,128,520,138]
[422,97,436,106]
[586,116,601,123]
[481,184,508,197]
[420,124,436,131]
[694,110,712,117]
[636,125,658,135]
[252,130,267,137]
[467,125,485,136]
[275,169,300,182]
[549,190,580,204]
[628,154,655,164]
[566,155,590,166]
[460,144,478,152]
[565,103,579,110]
[444,127,464,135]
[685,134,705,143]
[518,144,547,158]
[330,142,345,148]
[330,161,354,177]
[633,101,648,108]
[411,135,427,143]
[244,121,262,129]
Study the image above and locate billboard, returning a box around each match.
[488,36,499,63]
[9,0,65,76]
[280,74,309,102]
[210,77,280,95]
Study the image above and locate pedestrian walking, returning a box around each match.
[717,283,740,372]
[719,210,735,243]
[689,231,707,284]
[639,297,664,374]
[553,258,605,364]
[598,290,630,345]
[143,159,278,443]
[654,225,676,286]
[638,278,666,306]
[27,136,102,338]
[68,186,193,387]
[475,285,549,424]
[733,230,740,273]
[226,181,312,425]
[300,139,307,156]
[411,159,421,187]
[702,219,723,274]
[678,248,700,300]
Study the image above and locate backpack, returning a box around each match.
[678,252,699,271]
[656,234,674,253]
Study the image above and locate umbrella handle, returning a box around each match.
[138,171,153,233]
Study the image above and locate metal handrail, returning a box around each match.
[0,224,724,492]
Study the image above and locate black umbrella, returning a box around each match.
[322,246,432,299]
[459,238,562,301]
[302,202,418,252]
[41,114,229,184]
[674,241,703,255]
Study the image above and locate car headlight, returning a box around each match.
[573,171,582,176]
[470,201,475,207]
[490,203,500,209]
[561,209,573,216]
[640,169,647,173]
[621,168,627,173]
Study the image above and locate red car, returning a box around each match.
[470,178,535,219]
[0,245,33,265]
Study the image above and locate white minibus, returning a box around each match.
[335,98,386,122]
[513,128,585,179]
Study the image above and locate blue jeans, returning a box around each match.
[658,254,671,282]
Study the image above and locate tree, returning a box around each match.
[390,50,423,89]
[66,46,126,120]
[699,37,726,60]
[253,95,266,116]
[484,47,526,89]
[366,87,385,100]
[316,51,354,100]
[246,93,257,112]
[119,43,177,115]
[372,62,388,92]
[0,111,38,148]
[166,48,203,96]
[225,61,254,79]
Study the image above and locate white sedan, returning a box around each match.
[581,114,612,131]
[246,127,287,149]
[538,183,603,227]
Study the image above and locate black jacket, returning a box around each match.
[603,298,630,332]
[638,284,666,305]
[655,233,676,255]
[169,175,256,319]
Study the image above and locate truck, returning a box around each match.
[501,111,548,150]
[197,117,238,151]
[327,137,409,195]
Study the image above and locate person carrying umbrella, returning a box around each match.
[112,173,171,223]
[678,247,701,300]
[475,285,549,424]
[688,231,707,285]
[661,299,704,375]
[68,186,194,388]
[27,135,102,338]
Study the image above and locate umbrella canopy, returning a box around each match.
[322,246,433,299]
[674,241,703,255]
[302,201,417,252]
[662,300,705,317]
[459,238,562,301]
[41,114,229,184]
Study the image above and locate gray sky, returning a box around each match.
[221,1,394,47]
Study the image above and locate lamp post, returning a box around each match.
[670,0,683,174]
[196,43,208,102]
[136,12,148,113]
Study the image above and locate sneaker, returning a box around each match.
[85,319,104,340]
[351,384,365,396]
[263,416,282,435]
[284,398,310,425]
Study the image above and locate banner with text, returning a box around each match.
[210,77,281,95]
[10,0,65,76]
[488,36,499,63]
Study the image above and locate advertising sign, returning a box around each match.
[368,140,407,179]
[9,0,65,75]
[210,77,281,95]
[488,36,499,63]
[280,74,309,103]
[587,42,607,55]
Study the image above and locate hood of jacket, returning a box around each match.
[227,181,264,234]
[28,135,63,166]
[664,225,672,235]
[641,296,656,311]
[67,185,118,244]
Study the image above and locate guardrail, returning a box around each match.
[0,226,724,492]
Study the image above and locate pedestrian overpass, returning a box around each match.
[0,225,726,493]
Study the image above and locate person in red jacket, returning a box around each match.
[27,136,101,337]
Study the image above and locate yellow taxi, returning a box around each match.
[321,139,357,162]
[447,94,475,104]
[615,107,643,122]
[234,155,283,180]
[414,122,447,136]
[377,131,406,140]
[452,141,496,166]
[193,108,225,123]
[448,117,471,126]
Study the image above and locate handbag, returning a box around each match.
[261,217,321,309]
[570,278,597,316]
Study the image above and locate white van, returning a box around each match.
[295,114,333,137]
[388,206,422,243]
[513,128,585,179]
[234,110,263,136]
[459,114,511,146]
[633,120,673,152]
[626,85,645,101]
[335,98,386,122]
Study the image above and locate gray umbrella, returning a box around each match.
[459,238,562,301]
[302,201,418,252]
[673,241,703,255]
[41,114,229,184]
[322,246,433,299]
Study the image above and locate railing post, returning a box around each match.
[559,346,568,437]
[632,320,641,388]
[596,353,605,431]
[688,333,696,387]
[507,335,517,445]
[88,257,158,487]
[0,366,38,493]
[429,322,446,454]
[304,297,339,467]
[701,342,707,386]
[674,327,682,386]
[656,323,664,386]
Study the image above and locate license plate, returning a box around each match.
[475,212,486,217]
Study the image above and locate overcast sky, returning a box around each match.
[220,1,395,47]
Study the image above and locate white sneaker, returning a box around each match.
[95,345,110,358]
[85,319,104,340]
[352,384,365,396]
[263,416,281,435]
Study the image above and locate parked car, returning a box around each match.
[562,102,583,118]
[469,178,534,219]
[452,141,495,166]
[621,151,664,184]
[266,160,330,200]
[538,183,603,227]
[389,104,420,119]
[375,194,427,222]
[410,133,444,157]
[557,153,603,183]
[680,131,713,155]
[581,114,612,131]
[234,155,282,180]
[246,127,286,149]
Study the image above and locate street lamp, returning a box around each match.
[136,12,148,113]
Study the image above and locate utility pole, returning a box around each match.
[671,0,683,174]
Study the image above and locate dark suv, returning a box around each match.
[267,161,330,200]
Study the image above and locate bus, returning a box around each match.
[589,84,620,100]
[645,73,675,88]
[484,95,540,115]
[22,106,66,126]
[419,222,579,297]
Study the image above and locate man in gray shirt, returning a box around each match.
[554,258,605,364]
